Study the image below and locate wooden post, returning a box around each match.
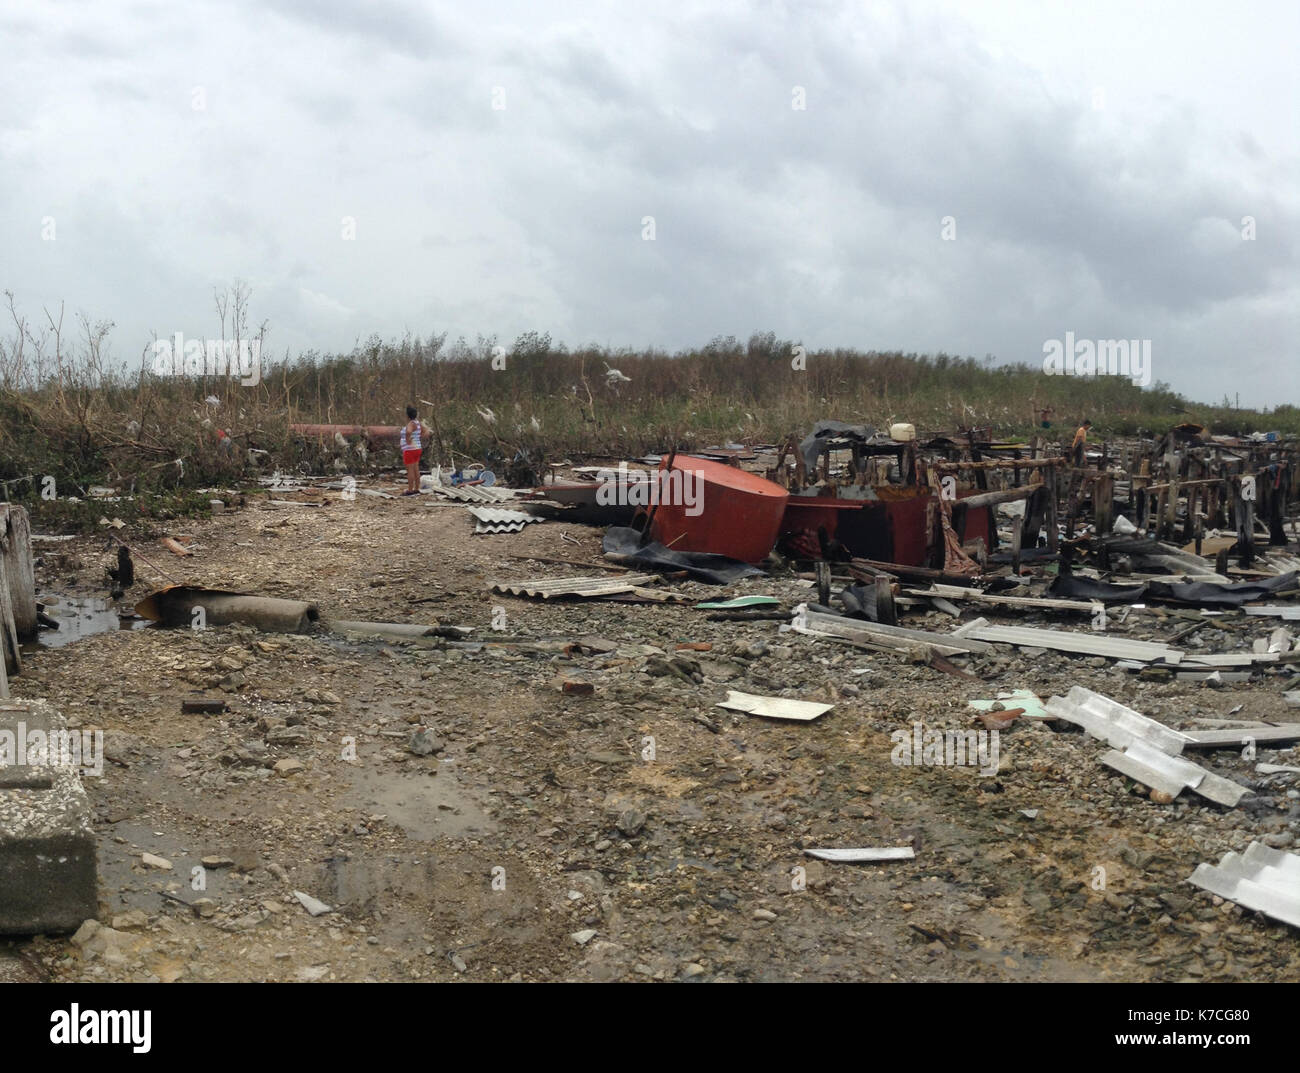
[1236,476,1256,567]
[0,559,9,698]
[0,505,37,639]
[1045,466,1059,552]
[1164,474,1179,541]
[0,554,19,693]
[1093,473,1114,568]
[1181,485,1196,545]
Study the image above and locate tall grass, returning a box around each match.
[2,306,1295,504]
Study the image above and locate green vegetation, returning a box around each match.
[2,320,1295,514]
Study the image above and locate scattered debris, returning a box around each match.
[181,698,228,714]
[969,689,1049,720]
[716,690,833,722]
[694,596,780,610]
[160,536,194,557]
[491,574,659,599]
[803,847,915,862]
[292,891,333,917]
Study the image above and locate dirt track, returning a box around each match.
[6,485,1300,982]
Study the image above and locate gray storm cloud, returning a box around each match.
[0,0,1294,406]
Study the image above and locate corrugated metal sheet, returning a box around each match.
[1180,726,1300,749]
[1188,842,1300,928]
[467,507,542,534]
[1244,606,1300,620]
[492,573,659,599]
[1045,686,1191,755]
[436,484,516,503]
[795,607,993,655]
[1100,738,1247,807]
[1046,687,1246,807]
[954,618,1182,662]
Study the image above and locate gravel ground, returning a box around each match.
[5,483,1300,982]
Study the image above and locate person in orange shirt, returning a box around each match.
[1071,419,1092,466]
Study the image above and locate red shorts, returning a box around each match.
[402,448,422,465]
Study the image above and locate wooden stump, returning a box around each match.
[0,505,37,639]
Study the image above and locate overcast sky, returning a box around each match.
[2,0,1296,407]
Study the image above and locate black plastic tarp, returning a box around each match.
[1145,570,1298,608]
[1049,575,1150,603]
[602,526,764,584]
[1049,569,1298,608]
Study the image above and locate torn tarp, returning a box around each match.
[1145,571,1298,608]
[797,420,882,473]
[602,526,763,584]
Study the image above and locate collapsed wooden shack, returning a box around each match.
[766,421,1299,579]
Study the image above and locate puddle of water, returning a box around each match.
[27,595,149,650]
[310,854,441,910]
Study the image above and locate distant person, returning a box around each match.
[1071,419,1092,466]
[1038,405,1055,429]
[399,405,423,496]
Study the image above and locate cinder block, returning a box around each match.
[0,701,97,935]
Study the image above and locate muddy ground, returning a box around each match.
[4,483,1300,983]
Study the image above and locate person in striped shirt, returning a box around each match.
[399,405,423,496]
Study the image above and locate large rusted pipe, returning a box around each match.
[136,587,319,633]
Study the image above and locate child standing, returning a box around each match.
[399,405,422,495]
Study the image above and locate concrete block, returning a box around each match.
[0,700,97,935]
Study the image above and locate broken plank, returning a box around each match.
[905,584,1096,613]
